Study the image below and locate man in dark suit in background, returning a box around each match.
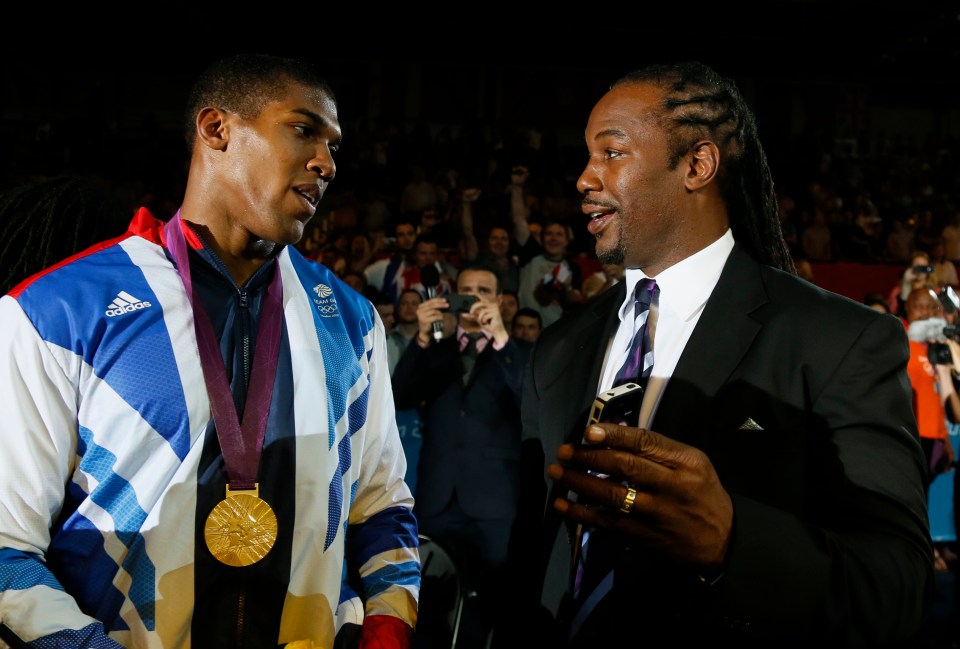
[393,262,531,648]
[511,62,933,648]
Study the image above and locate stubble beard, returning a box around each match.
[596,231,626,266]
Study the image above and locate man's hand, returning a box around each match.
[548,423,733,572]
[415,297,455,344]
[462,299,509,346]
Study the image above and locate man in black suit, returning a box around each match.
[393,262,531,648]
[512,62,933,648]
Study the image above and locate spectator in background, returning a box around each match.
[505,165,542,258]
[458,180,527,296]
[374,292,397,333]
[902,287,958,491]
[0,175,132,294]
[511,307,542,344]
[800,206,833,262]
[399,163,439,217]
[345,231,375,275]
[500,289,520,332]
[886,217,917,264]
[942,210,960,265]
[406,233,456,298]
[518,219,584,329]
[930,240,959,288]
[864,292,891,314]
[341,269,368,293]
[582,261,625,301]
[415,206,460,251]
[393,263,531,649]
[365,218,418,302]
[387,289,423,375]
[386,289,425,500]
[896,250,941,316]
[914,209,941,255]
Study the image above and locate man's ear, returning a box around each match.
[685,141,720,191]
[195,106,229,151]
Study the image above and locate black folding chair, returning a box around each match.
[413,534,467,649]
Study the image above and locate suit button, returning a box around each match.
[459,410,466,417]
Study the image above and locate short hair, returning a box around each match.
[513,307,543,328]
[863,293,890,313]
[458,260,503,294]
[413,233,439,250]
[396,288,423,307]
[184,53,336,148]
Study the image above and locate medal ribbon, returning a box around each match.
[164,212,283,490]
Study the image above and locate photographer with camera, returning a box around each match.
[393,262,532,649]
[904,287,959,489]
[895,250,941,317]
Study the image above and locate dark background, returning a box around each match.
[2,3,958,219]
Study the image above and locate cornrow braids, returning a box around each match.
[0,176,131,294]
[613,62,795,274]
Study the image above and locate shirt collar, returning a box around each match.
[456,325,490,341]
[620,229,734,322]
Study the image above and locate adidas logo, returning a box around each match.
[105,291,153,317]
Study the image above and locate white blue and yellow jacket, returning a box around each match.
[0,209,420,648]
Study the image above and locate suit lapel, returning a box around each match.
[536,282,626,446]
[652,246,768,444]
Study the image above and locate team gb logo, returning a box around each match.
[312,284,338,318]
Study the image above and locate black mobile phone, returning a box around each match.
[444,294,478,313]
[589,382,644,426]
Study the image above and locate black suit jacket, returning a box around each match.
[514,244,933,647]
[393,334,531,521]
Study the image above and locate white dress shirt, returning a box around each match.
[597,229,734,428]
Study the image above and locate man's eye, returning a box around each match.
[294,125,312,137]
[605,149,622,160]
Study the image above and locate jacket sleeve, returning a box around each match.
[0,297,123,648]
[347,307,420,634]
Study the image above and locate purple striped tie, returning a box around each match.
[613,278,658,388]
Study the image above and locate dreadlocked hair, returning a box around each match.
[0,175,131,294]
[613,62,795,274]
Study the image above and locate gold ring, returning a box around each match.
[619,486,637,514]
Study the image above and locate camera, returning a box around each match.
[443,294,478,313]
[909,318,960,365]
[929,342,954,365]
[912,264,935,275]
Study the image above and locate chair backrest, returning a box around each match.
[412,534,465,649]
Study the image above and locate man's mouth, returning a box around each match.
[295,185,321,209]
[586,208,615,237]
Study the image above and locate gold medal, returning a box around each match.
[204,484,278,567]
